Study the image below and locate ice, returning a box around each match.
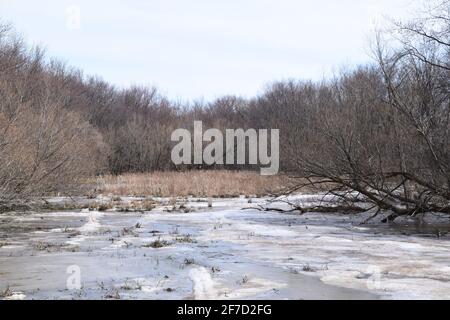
[78,211,104,233]
[1,195,450,299]
[3,292,26,300]
[189,267,218,299]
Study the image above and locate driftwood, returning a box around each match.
[244,203,365,214]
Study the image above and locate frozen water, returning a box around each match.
[1,196,449,300]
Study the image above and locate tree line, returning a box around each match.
[0,0,449,219]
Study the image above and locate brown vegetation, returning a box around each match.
[96,171,292,197]
[0,24,107,205]
[0,1,448,220]
[278,1,450,220]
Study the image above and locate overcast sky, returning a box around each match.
[0,0,420,101]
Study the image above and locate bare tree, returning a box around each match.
[275,1,449,220]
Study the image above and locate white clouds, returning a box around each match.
[0,0,417,100]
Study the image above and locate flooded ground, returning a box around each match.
[1,196,450,300]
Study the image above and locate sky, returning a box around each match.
[0,0,420,101]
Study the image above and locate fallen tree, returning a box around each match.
[272,1,450,221]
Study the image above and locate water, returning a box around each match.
[1,197,449,300]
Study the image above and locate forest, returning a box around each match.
[0,0,449,221]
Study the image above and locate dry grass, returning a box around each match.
[142,238,171,248]
[96,170,292,197]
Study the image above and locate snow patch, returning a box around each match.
[189,267,218,300]
[78,211,104,233]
